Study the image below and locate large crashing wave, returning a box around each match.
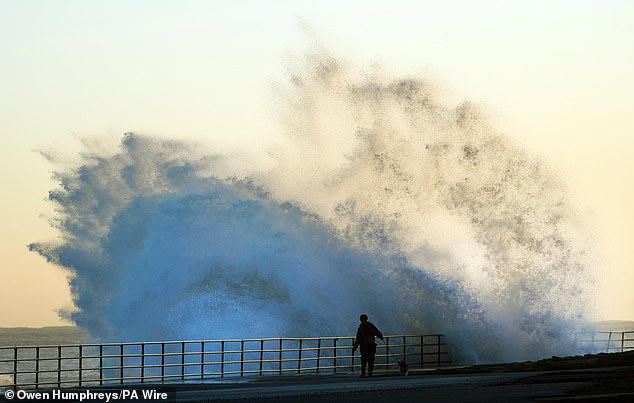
[30,49,595,363]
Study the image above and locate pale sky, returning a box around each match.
[1,0,633,326]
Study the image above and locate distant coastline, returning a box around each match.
[0,326,87,347]
[595,320,634,331]
[0,326,76,330]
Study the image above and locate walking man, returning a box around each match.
[352,313,384,377]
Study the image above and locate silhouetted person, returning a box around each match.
[352,314,383,377]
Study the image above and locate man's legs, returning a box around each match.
[360,352,368,377]
[367,352,375,376]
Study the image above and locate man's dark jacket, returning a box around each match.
[353,321,384,354]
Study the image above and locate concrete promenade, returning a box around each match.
[159,365,634,402]
[3,352,632,402]
[16,364,628,402]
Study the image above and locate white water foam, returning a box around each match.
[30,48,597,363]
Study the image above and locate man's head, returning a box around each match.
[360,314,368,322]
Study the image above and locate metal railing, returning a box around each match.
[0,334,450,390]
[570,330,634,354]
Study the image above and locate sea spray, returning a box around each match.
[29,48,596,363]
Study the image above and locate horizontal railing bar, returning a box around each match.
[6,356,452,376]
[0,352,450,374]
[114,352,431,368]
[13,372,217,387]
[11,362,457,388]
[10,357,456,387]
[0,358,449,377]
[0,346,444,362]
[1,356,443,372]
[9,362,455,388]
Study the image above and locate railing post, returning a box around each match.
[13,347,17,391]
[120,344,124,384]
[350,338,354,373]
[437,335,441,367]
[297,339,303,374]
[333,338,337,373]
[607,332,612,353]
[240,340,244,377]
[181,341,185,381]
[99,345,103,386]
[420,336,424,368]
[78,345,82,387]
[403,336,407,364]
[622,332,626,353]
[259,339,263,376]
[35,347,40,389]
[221,341,225,378]
[278,339,282,375]
[35,346,39,389]
[201,342,205,380]
[386,337,390,369]
[161,343,165,383]
[141,343,145,383]
[58,346,62,388]
[316,339,321,373]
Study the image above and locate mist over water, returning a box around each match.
[30,48,596,363]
